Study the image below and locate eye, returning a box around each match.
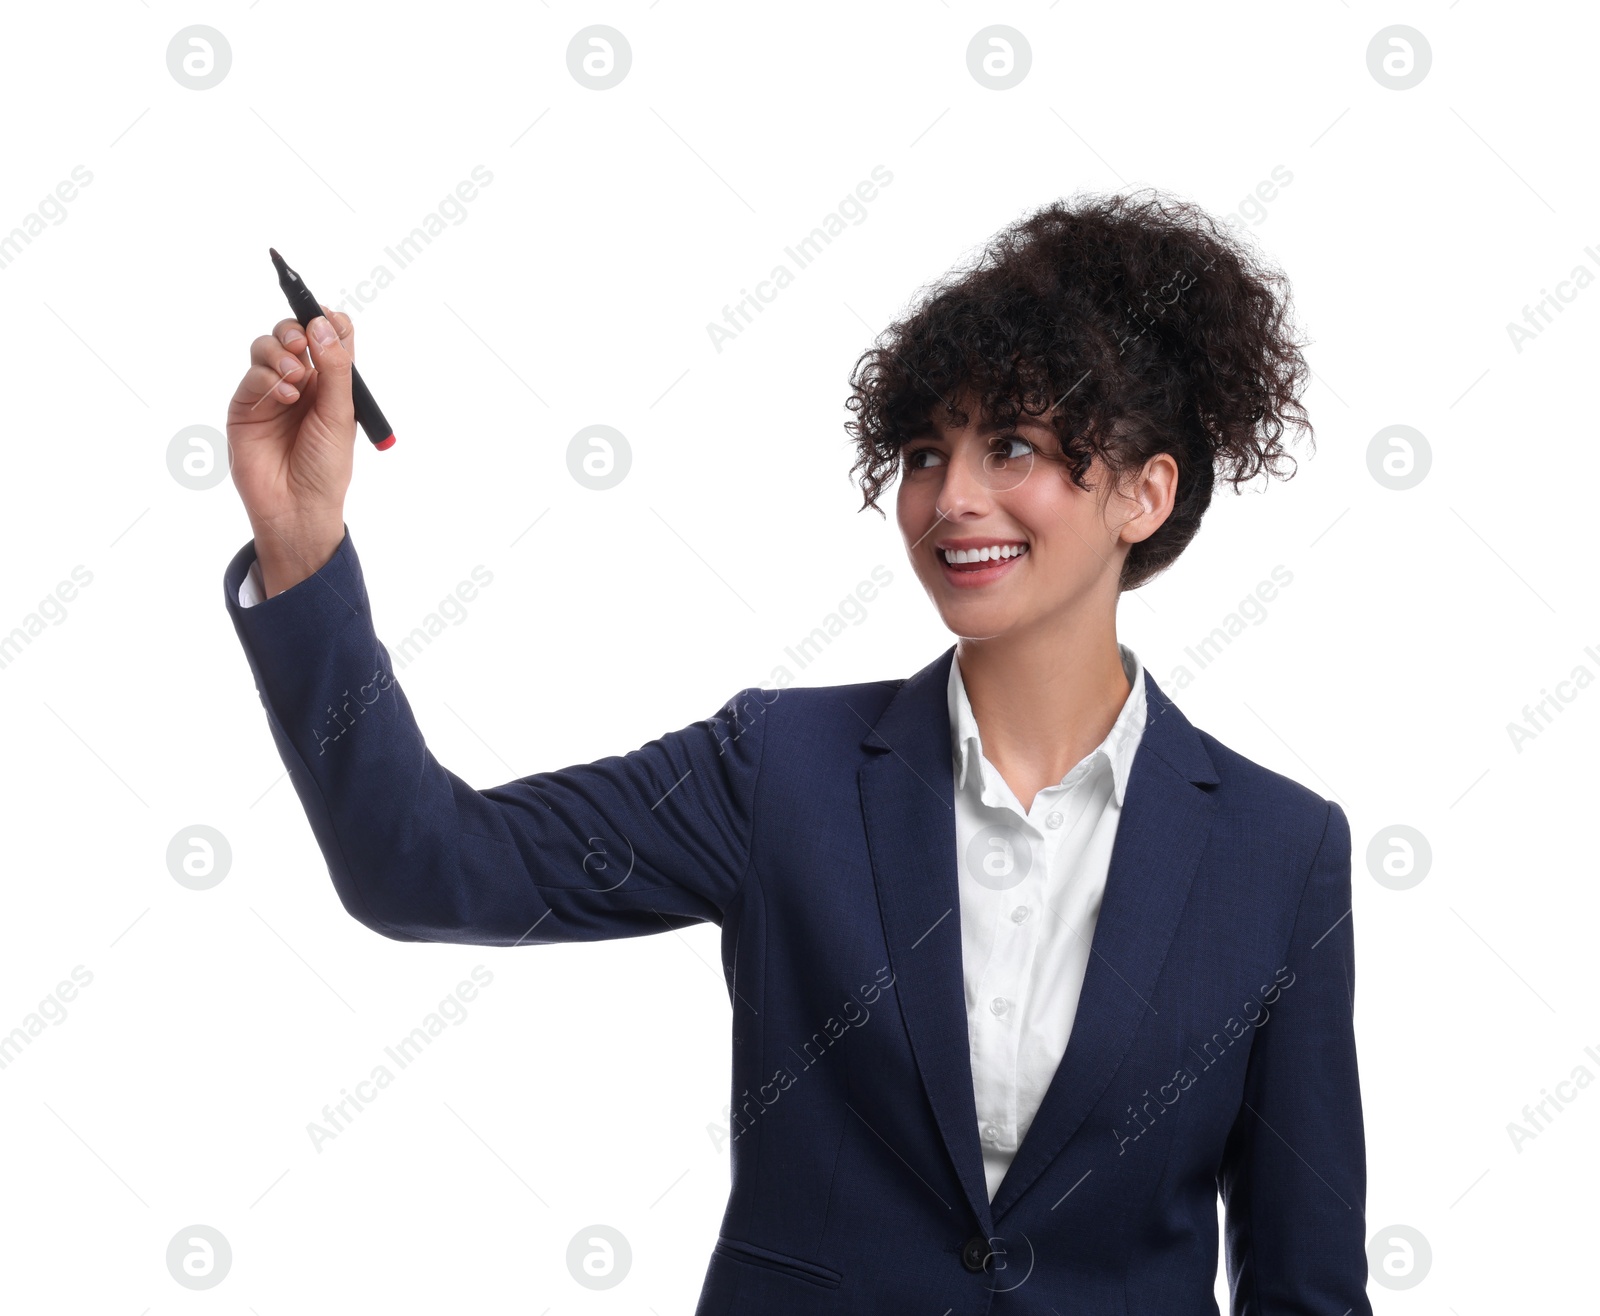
[905,445,946,470]
[990,433,1034,461]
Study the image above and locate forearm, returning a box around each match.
[248,511,346,598]
[222,528,763,945]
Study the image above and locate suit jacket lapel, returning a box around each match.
[989,668,1219,1219]
[857,646,994,1233]
[856,650,1222,1232]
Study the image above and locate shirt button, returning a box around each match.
[990,997,1010,1016]
[1045,810,1064,829]
[1010,905,1030,923]
[982,1124,999,1143]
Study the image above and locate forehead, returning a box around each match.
[920,399,1057,437]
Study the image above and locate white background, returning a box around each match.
[0,2,1594,1310]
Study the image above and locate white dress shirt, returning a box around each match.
[950,644,1147,1200]
[238,558,266,607]
[238,554,1147,1202]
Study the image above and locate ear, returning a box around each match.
[1114,452,1178,545]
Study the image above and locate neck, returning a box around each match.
[954,609,1132,811]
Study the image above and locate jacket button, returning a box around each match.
[961,1233,991,1273]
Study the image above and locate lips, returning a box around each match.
[934,540,1029,587]
[938,539,1028,564]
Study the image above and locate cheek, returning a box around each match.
[895,482,930,542]
[1009,488,1104,581]
[1019,463,1103,530]
[1005,478,1075,539]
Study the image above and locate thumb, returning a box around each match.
[304,314,354,436]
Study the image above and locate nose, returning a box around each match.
[935,441,995,521]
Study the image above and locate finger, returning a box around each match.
[273,318,309,356]
[242,366,304,417]
[318,304,355,355]
[246,334,309,415]
[232,361,303,415]
[312,304,350,342]
[250,332,309,380]
[303,314,354,433]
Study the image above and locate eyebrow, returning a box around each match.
[913,410,1056,439]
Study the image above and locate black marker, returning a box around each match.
[269,248,395,451]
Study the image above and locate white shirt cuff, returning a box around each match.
[238,558,265,608]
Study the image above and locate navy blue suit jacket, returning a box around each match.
[224,529,1371,1315]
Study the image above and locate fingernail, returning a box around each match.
[277,355,300,376]
[275,381,298,399]
[309,316,336,346]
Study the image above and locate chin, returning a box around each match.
[934,599,1021,638]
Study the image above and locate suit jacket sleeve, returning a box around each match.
[222,527,767,945]
[1217,799,1372,1316]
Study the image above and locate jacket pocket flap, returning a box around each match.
[713,1235,843,1288]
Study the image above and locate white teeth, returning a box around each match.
[941,544,1028,564]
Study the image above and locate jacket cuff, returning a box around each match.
[222,526,374,707]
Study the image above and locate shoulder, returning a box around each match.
[1180,713,1342,861]
[701,678,908,788]
[1198,724,1326,808]
[734,676,906,735]
[1143,672,1331,831]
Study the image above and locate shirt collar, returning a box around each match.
[947,643,1147,808]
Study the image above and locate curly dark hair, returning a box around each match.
[843,188,1314,591]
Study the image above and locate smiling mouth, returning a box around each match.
[939,543,1029,572]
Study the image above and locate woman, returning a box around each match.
[223,190,1370,1314]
